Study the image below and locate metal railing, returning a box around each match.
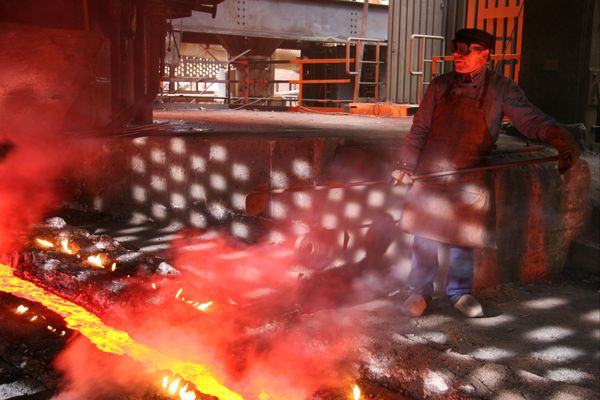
[160,57,358,110]
[345,37,386,102]
[408,34,446,103]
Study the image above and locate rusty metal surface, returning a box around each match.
[75,110,591,291]
[0,23,106,134]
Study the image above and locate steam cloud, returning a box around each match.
[52,231,372,399]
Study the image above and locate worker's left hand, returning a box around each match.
[391,169,414,185]
[545,127,581,173]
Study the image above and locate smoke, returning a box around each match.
[0,130,102,252]
[50,230,371,399]
[52,336,157,400]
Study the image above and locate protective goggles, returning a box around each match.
[452,40,486,56]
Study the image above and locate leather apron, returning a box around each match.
[399,71,495,248]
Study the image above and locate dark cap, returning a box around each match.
[454,28,495,49]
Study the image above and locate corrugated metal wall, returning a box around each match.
[386,0,468,104]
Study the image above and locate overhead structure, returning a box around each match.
[0,0,226,129]
[177,0,388,45]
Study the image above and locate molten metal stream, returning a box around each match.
[0,263,243,400]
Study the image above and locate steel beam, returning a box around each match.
[177,0,388,43]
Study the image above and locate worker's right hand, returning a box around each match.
[391,169,414,185]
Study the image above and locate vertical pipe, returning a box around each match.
[353,0,369,103]
[133,1,149,123]
[244,64,249,104]
[298,63,303,106]
[82,0,90,31]
[147,1,164,103]
[227,62,231,105]
[109,0,122,116]
[375,42,380,100]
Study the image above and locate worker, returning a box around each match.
[392,28,581,318]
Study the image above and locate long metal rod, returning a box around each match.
[253,155,560,196]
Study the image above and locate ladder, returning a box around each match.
[346,37,386,103]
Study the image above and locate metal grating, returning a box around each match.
[165,56,223,79]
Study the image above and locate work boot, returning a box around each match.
[401,294,430,317]
[452,294,484,318]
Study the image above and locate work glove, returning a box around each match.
[544,127,581,173]
[391,169,414,185]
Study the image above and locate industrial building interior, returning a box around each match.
[0,0,599,399]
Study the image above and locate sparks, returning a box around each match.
[353,384,361,400]
[16,305,29,314]
[0,263,243,400]
[35,238,54,248]
[152,282,157,290]
[175,288,183,299]
[30,315,38,322]
[111,262,117,272]
[196,301,213,312]
[87,254,105,268]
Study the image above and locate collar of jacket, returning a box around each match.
[456,67,487,84]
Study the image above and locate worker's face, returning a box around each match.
[452,41,489,74]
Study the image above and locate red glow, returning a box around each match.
[48,232,365,399]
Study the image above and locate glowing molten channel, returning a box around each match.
[0,263,243,400]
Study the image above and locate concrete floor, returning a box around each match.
[1,235,598,400]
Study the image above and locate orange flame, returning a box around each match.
[35,238,54,248]
[162,376,197,400]
[0,263,243,400]
[60,239,75,255]
[179,384,197,400]
[353,384,361,400]
[87,254,105,268]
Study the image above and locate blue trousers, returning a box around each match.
[408,236,473,301]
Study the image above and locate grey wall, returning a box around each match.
[387,0,468,104]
